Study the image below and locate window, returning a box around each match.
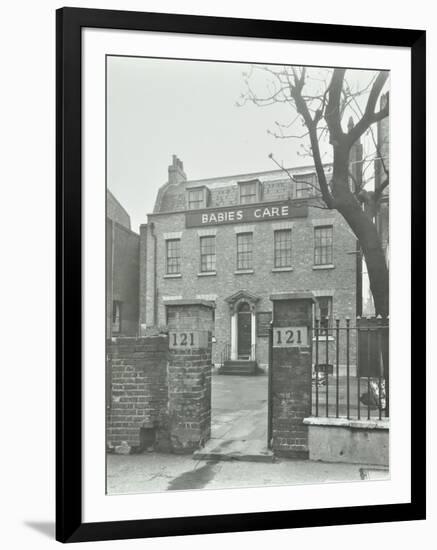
[200,235,216,273]
[239,181,258,204]
[112,300,122,334]
[166,239,181,274]
[316,296,333,335]
[187,188,205,210]
[314,225,333,265]
[295,178,310,198]
[236,232,253,270]
[274,229,292,268]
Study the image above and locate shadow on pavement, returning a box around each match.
[167,460,219,491]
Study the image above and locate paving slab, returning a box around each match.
[197,374,271,462]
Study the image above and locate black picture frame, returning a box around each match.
[56,7,426,543]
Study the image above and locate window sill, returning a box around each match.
[312,336,335,342]
[163,274,182,279]
[272,267,294,273]
[312,264,335,270]
[197,271,217,277]
[234,269,254,275]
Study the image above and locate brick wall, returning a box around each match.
[166,302,214,453]
[167,349,212,453]
[106,336,169,450]
[107,304,214,454]
[271,297,313,458]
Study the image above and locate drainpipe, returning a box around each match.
[356,240,363,317]
[109,219,115,339]
[150,222,158,326]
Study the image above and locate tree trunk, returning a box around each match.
[331,151,389,317]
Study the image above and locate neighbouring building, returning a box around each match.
[375,92,390,264]
[106,190,140,337]
[140,155,360,373]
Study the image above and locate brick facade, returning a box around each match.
[140,158,358,371]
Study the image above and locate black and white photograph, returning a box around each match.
[105,57,391,495]
[1,1,431,547]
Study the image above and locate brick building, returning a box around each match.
[106,190,140,337]
[140,156,359,372]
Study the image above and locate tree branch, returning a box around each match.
[287,72,334,208]
[325,69,346,145]
[347,71,389,145]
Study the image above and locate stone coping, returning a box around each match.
[303,416,390,430]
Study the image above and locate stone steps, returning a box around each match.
[218,360,259,376]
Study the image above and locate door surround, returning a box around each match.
[225,290,259,361]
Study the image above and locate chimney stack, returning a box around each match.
[168,155,187,185]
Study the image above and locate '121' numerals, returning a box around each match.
[172,332,195,346]
[276,329,302,345]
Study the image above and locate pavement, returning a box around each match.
[193,372,272,462]
[106,373,389,495]
[106,452,388,494]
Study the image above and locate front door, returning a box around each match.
[237,302,252,359]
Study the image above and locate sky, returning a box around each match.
[107,56,386,232]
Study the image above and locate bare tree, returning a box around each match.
[240,66,389,317]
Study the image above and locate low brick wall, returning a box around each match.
[107,326,212,454]
[106,336,169,450]
[168,349,212,453]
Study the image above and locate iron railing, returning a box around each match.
[220,343,231,367]
[312,317,389,420]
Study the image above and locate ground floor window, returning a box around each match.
[315,296,333,335]
[112,300,122,334]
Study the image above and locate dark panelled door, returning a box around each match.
[237,302,252,358]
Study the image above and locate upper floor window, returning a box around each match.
[200,235,216,273]
[239,180,260,204]
[187,187,206,210]
[236,232,253,270]
[274,229,292,268]
[166,238,181,274]
[314,225,333,266]
[295,178,310,199]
